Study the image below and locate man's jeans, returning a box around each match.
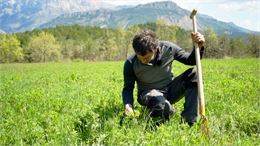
[137,68,198,124]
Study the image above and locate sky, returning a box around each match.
[103,0,260,32]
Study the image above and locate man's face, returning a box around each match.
[136,50,156,64]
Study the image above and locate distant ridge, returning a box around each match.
[0,0,258,38]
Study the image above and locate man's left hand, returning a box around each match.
[191,32,205,48]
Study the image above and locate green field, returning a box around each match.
[0,59,259,145]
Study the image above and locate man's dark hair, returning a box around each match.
[132,30,158,56]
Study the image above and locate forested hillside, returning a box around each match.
[0,23,259,63]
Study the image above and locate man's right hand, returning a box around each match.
[125,104,134,115]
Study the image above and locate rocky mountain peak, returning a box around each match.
[137,1,178,9]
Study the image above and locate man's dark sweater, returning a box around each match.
[122,41,204,106]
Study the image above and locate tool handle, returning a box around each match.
[191,10,206,116]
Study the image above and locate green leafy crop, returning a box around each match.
[0,59,259,145]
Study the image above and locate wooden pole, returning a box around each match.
[190,9,209,136]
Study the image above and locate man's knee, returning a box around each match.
[183,68,197,88]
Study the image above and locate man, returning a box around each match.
[122,30,205,126]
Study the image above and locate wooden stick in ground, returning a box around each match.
[190,9,209,136]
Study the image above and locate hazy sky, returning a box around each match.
[103,0,260,32]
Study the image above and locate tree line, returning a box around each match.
[0,22,259,63]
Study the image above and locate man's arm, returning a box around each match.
[173,32,205,65]
[122,59,136,113]
[174,45,205,65]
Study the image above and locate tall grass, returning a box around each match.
[0,59,259,145]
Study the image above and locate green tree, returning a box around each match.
[123,30,135,59]
[116,27,130,60]
[28,32,61,62]
[247,34,260,57]
[61,39,74,60]
[0,35,24,63]
[176,28,192,51]
[82,38,95,61]
[71,41,84,60]
[204,27,223,58]
[230,37,246,57]
[156,19,177,42]
[127,25,141,56]
[91,29,119,60]
[219,34,231,57]
[107,36,120,60]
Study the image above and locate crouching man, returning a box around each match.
[122,30,205,126]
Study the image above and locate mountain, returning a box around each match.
[41,1,191,29]
[0,0,257,37]
[0,0,114,32]
[40,1,256,37]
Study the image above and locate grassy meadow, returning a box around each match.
[0,59,259,145]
